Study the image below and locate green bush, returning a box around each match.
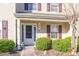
[36,37,52,50]
[77,37,79,52]
[63,37,79,52]
[0,39,15,52]
[36,37,79,52]
[52,37,71,52]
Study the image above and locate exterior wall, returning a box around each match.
[15,3,79,16]
[16,3,63,14]
[16,3,78,15]
[0,4,16,42]
[16,3,28,13]
[62,23,72,38]
[20,19,71,40]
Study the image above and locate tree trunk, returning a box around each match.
[71,21,78,55]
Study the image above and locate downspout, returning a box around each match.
[15,19,17,50]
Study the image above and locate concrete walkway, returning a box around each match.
[20,46,36,56]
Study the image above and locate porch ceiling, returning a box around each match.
[14,13,68,20]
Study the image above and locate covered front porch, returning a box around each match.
[16,18,71,50]
[14,13,71,50]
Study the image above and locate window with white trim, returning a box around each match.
[32,3,38,11]
[50,3,59,12]
[33,3,36,10]
[51,25,58,38]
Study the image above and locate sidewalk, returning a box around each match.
[20,46,36,56]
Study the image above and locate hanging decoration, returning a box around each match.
[38,22,41,30]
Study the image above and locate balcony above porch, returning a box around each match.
[14,13,67,20]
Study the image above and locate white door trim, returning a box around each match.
[21,23,37,45]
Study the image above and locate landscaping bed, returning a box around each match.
[0,51,20,56]
[0,39,19,56]
[35,37,79,55]
[34,48,79,56]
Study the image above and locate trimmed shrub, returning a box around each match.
[0,39,15,52]
[36,37,52,50]
[77,37,79,52]
[52,37,71,52]
[36,37,79,52]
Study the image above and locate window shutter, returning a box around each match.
[24,3,28,10]
[59,3,62,12]
[47,25,50,38]
[38,3,41,11]
[2,20,8,38]
[58,25,62,39]
[47,3,50,11]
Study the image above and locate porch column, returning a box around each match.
[16,19,21,50]
[47,25,50,39]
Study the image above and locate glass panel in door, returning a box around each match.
[26,25,32,38]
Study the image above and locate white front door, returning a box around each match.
[24,24,34,45]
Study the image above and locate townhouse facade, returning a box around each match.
[0,3,76,50]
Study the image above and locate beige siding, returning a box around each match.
[0,4,16,42]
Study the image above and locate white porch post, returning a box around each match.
[16,19,21,50]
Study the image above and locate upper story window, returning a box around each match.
[50,3,59,12]
[24,3,32,12]
[47,3,62,12]
[24,3,42,12]
[33,3,42,11]
[32,3,37,10]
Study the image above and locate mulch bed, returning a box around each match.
[1,48,79,56]
[34,48,79,56]
[0,51,20,56]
